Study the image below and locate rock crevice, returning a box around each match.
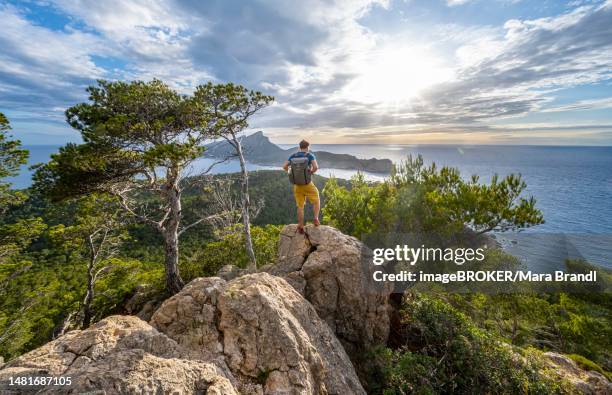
[267,224,394,359]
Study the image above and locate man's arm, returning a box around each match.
[310,159,319,174]
[282,160,290,171]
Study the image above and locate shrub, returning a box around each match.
[180,224,282,280]
[322,155,543,239]
[567,354,612,380]
[363,294,571,394]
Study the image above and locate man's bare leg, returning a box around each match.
[297,206,305,233]
[313,200,320,226]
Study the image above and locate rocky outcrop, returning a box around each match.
[268,224,393,358]
[150,273,365,395]
[0,273,365,395]
[2,225,610,395]
[0,224,390,395]
[543,352,612,395]
[0,315,237,394]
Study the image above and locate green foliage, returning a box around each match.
[0,193,160,359]
[194,82,274,132]
[0,218,46,269]
[323,155,544,238]
[0,138,608,395]
[195,170,337,226]
[446,261,612,370]
[32,79,207,201]
[0,171,291,355]
[0,256,82,359]
[362,346,439,395]
[47,194,130,327]
[32,142,144,201]
[363,294,571,394]
[0,251,161,360]
[33,79,274,293]
[554,292,611,366]
[0,113,44,287]
[34,80,274,203]
[0,113,29,211]
[47,194,128,252]
[181,224,282,281]
[322,174,388,237]
[90,258,164,319]
[49,194,127,246]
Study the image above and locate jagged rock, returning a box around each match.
[268,224,393,358]
[0,315,237,394]
[543,352,612,395]
[150,272,366,395]
[0,271,365,394]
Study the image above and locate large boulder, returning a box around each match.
[0,315,237,394]
[150,272,365,395]
[268,224,393,357]
[0,272,365,395]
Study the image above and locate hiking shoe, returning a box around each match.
[297,225,305,234]
[313,218,320,226]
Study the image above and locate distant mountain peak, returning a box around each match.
[205,131,392,173]
[242,130,273,145]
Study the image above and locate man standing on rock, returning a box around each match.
[283,139,320,234]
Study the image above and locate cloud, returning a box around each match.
[542,97,612,112]
[169,0,392,133]
[48,0,213,90]
[422,1,612,119]
[0,0,214,140]
[0,0,611,145]
[245,1,612,141]
[446,0,473,6]
[0,4,106,112]
[340,1,612,131]
[1,0,388,127]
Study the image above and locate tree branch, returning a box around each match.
[116,192,164,231]
[194,155,233,177]
[178,212,232,238]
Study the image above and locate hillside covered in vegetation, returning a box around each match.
[0,79,610,393]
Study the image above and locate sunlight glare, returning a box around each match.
[346,46,454,104]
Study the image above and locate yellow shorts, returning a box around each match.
[294,182,320,208]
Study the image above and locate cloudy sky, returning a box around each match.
[1,0,612,145]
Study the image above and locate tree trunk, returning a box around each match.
[235,139,257,270]
[163,179,185,294]
[82,259,94,328]
[164,228,183,294]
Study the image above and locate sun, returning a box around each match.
[346,45,454,105]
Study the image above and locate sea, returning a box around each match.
[8,144,612,271]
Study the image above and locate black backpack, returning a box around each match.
[289,156,312,185]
